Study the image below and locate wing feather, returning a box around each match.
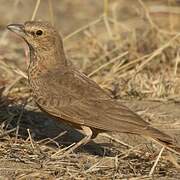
[34,67,180,153]
[34,68,152,133]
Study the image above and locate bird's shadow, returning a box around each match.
[0,103,114,156]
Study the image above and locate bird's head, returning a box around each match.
[7,21,68,67]
[7,21,63,52]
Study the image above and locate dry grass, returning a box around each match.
[0,0,180,179]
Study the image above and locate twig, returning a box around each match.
[48,0,54,25]
[118,144,144,160]
[149,146,165,176]
[168,0,174,33]
[111,2,119,35]
[103,0,109,17]
[138,0,155,28]
[102,0,113,39]
[108,16,131,32]
[27,129,35,149]
[100,133,133,148]
[88,51,128,77]
[0,128,16,138]
[138,0,178,35]
[38,131,67,146]
[90,46,120,67]
[149,4,180,15]
[14,68,28,79]
[136,33,180,73]
[103,15,113,39]
[83,30,107,55]
[15,101,27,143]
[31,0,41,21]
[85,158,105,173]
[51,142,76,158]
[117,54,150,74]
[64,17,103,41]
[166,151,180,169]
[3,76,23,96]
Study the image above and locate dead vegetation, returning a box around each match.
[0,0,180,179]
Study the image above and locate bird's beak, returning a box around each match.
[7,24,26,38]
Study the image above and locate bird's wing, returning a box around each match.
[36,68,177,151]
[58,98,149,132]
[34,67,110,125]
[42,96,176,151]
[35,68,149,131]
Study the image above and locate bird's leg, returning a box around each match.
[62,126,92,157]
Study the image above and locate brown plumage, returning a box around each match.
[7,21,180,155]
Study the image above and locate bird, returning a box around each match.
[7,21,180,155]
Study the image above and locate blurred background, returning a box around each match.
[0,0,180,179]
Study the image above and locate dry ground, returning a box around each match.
[0,0,180,179]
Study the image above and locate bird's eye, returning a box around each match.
[36,30,43,36]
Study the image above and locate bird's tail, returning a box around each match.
[143,126,180,155]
